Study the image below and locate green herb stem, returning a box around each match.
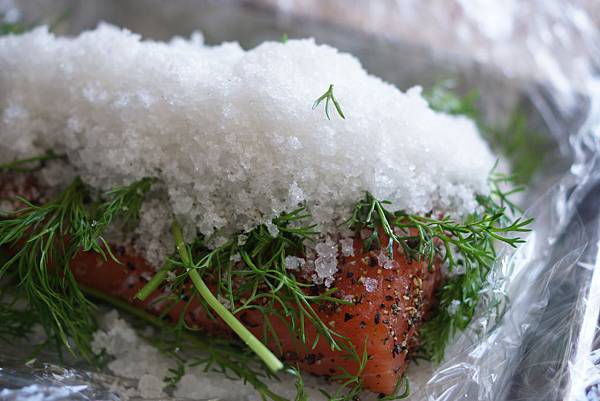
[171,220,284,373]
[135,262,171,301]
[0,153,62,173]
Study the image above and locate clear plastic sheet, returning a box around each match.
[1,1,599,400]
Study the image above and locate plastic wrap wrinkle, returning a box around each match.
[1,0,599,400]
[426,186,589,401]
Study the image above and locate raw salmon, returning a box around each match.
[69,238,440,394]
[1,175,441,395]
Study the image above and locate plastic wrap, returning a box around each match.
[1,1,599,400]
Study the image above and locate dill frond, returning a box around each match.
[348,172,532,364]
[0,176,155,360]
[0,9,70,36]
[424,80,550,184]
[319,338,369,401]
[136,207,368,398]
[79,177,156,258]
[0,152,62,173]
[379,375,411,400]
[171,219,283,373]
[0,178,97,358]
[313,84,346,120]
[0,21,27,35]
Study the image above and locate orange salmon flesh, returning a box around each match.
[1,176,442,395]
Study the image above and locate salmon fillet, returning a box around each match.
[0,175,441,395]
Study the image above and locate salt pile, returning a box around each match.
[0,24,495,257]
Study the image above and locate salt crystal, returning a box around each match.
[448,299,462,315]
[285,256,305,270]
[363,277,379,293]
[266,222,279,237]
[237,234,248,246]
[314,238,338,281]
[217,294,232,310]
[343,294,354,302]
[137,374,164,399]
[377,250,398,269]
[340,237,355,257]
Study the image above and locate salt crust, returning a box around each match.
[0,24,495,266]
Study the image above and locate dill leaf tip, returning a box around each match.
[313,84,346,120]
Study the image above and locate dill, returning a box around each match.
[0,21,27,35]
[379,376,410,400]
[136,208,370,397]
[424,80,549,184]
[0,152,62,173]
[319,338,369,401]
[79,177,156,257]
[348,173,531,363]
[290,367,309,401]
[0,155,529,395]
[171,218,283,373]
[0,175,155,360]
[0,9,70,36]
[424,80,478,119]
[316,340,409,400]
[0,178,98,358]
[313,84,346,120]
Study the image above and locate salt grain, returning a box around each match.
[314,237,339,282]
[363,277,379,293]
[340,237,355,257]
[284,255,305,270]
[448,299,462,315]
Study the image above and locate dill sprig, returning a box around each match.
[424,80,549,184]
[0,178,98,358]
[0,155,528,396]
[319,339,410,400]
[319,339,369,401]
[0,21,27,35]
[0,175,155,360]
[78,177,156,257]
[0,9,70,36]
[348,175,532,363]
[171,218,283,373]
[313,84,346,120]
[0,152,62,173]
